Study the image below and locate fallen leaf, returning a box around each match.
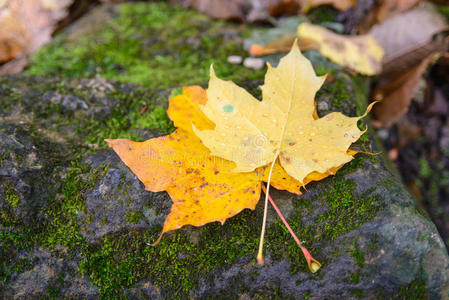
[169,0,354,22]
[170,0,247,21]
[369,3,448,77]
[194,43,372,184]
[376,0,421,22]
[0,0,73,74]
[0,7,26,63]
[296,22,384,75]
[372,54,436,128]
[107,86,307,237]
[301,0,356,12]
[358,0,421,31]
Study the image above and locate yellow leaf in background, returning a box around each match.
[193,43,373,184]
[297,23,384,76]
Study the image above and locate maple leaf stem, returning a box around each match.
[257,150,279,265]
[261,184,321,273]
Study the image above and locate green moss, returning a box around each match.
[0,221,42,284]
[349,242,364,284]
[43,162,110,250]
[0,151,9,164]
[27,2,265,89]
[353,289,363,298]
[30,80,175,148]
[351,243,364,268]
[349,272,360,284]
[125,212,143,224]
[394,277,428,300]
[80,209,261,298]
[318,74,353,110]
[418,157,432,179]
[0,257,34,284]
[0,181,22,227]
[317,180,379,240]
[133,106,173,134]
[0,85,22,111]
[4,182,20,208]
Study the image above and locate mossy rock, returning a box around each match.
[26,2,265,90]
[1,72,448,298]
[1,1,448,299]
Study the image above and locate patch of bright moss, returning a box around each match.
[4,182,20,208]
[125,211,143,224]
[0,181,22,227]
[80,90,175,146]
[351,243,364,268]
[80,208,261,298]
[27,2,265,89]
[394,277,428,300]
[349,242,364,285]
[43,162,110,250]
[133,106,173,134]
[418,157,432,179]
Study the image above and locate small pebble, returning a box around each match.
[243,57,265,70]
[318,101,329,111]
[227,55,242,64]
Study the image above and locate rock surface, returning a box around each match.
[1,2,449,299]
[0,72,448,298]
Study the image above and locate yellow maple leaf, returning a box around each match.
[193,43,373,264]
[194,42,373,185]
[297,23,384,75]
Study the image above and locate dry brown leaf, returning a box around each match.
[172,0,247,21]
[0,9,26,63]
[0,0,73,74]
[372,54,436,128]
[376,0,421,22]
[170,0,355,22]
[369,3,448,77]
[301,0,356,12]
